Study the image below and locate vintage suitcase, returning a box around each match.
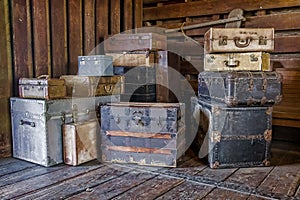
[10,95,120,167]
[63,119,98,166]
[78,55,113,76]
[191,97,273,169]
[113,66,156,85]
[204,52,271,71]
[19,77,66,100]
[100,102,186,167]
[104,33,167,52]
[121,93,156,102]
[100,127,186,167]
[60,75,124,97]
[198,71,282,106]
[106,51,158,67]
[204,28,274,53]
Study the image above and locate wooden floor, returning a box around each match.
[0,142,300,200]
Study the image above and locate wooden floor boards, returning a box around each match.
[0,142,299,200]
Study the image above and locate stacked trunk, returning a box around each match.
[193,28,282,168]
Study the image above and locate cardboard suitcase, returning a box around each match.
[100,102,186,167]
[198,71,282,106]
[63,119,99,166]
[191,97,273,169]
[19,77,66,100]
[60,75,124,97]
[104,33,167,52]
[204,52,271,71]
[10,95,120,167]
[204,28,274,53]
[78,55,113,76]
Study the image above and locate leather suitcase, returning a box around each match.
[198,71,282,106]
[63,119,99,166]
[106,51,158,67]
[104,33,167,52]
[204,52,271,71]
[204,28,274,53]
[191,97,272,169]
[19,77,66,100]
[10,95,120,167]
[60,75,124,97]
[78,55,113,76]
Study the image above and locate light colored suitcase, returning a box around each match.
[63,119,99,166]
[106,51,157,67]
[78,55,113,76]
[19,76,66,99]
[10,95,120,167]
[204,28,274,53]
[204,52,271,71]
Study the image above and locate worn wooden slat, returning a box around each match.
[112,175,184,199]
[31,0,51,77]
[123,0,133,32]
[156,181,214,199]
[195,167,238,183]
[134,0,143,29]
[272,118,300,128]
[11,0,33,94]
[68,171,156,199]
[96,0,109,49]
[0,164,101,199]
[143,0,300,21]
[204,188,250,199]
[274,35,300,53]
[83,0,95,55]
[50,0,68,77]
[68,0,83,75]
[0,164,65,188]
[110,0,121,35]
[0,101,11,157]
[19,165,130,200]
[0,159,37,177]
[0,158,18,166]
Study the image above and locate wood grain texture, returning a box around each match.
[96,0,109,49]
[144,0,300,21]
[68,0,83,75]
[31,0,51,77]
[110,0,121,35]
[11,0,33,94]
[134,0,143,28]
[50,0,68,77]
[274,35,300,53]
[83,0,96,55]
[123,0,133,32]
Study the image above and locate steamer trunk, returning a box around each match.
[191,97,273,169]
[198,71,282,106]
[78,55,113,76]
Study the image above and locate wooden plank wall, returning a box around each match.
[143,0,300,128]
[0,0,143,158]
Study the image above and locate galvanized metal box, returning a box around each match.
[10,95,120,167]
[191,97,273,169]
[78,55,113,76]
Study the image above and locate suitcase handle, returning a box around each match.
[234,37,252,48]
[104,85,113,93]
[20,120,35,127]
[224,54,239,67]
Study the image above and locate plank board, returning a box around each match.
[50,0,68,77]
[204,188,250,199]
[110,0,121,35]
[143,0,300,21]
[123,0,133,32]
[0,159,37,177]
[0,164,101,199]
[31,0,51,77]
[0,99,11,157]
[112,175,184,199]
[156,181,214,199]
[68,0,83,75]
[68,171,157,199]
[195,167,238,183]
[96,0,109,51]
[19,165,129,200]
[11,0,33,94]
[274,35,300,53]
[83,0,96,55]
[134,0,143,29]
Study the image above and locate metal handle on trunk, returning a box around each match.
[20,120,35,127]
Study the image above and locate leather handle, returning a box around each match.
[104,85,113,93]
[234,37,252,48]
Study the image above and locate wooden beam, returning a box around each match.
[50,0,68,77]
[134,0,143,28]
[83,0,96,55]
[144,0,300,21]
[96,0,109,53]
[274,35,300,53]
[123,0,133,32]
[32,0,51,77]
[110,0,121,35]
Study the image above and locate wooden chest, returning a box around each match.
[204,28,274,53]
[63,119,99,166]
[204,52,271,71]
[198,71,282,106]
[191,97,273,169]
[104,33,167,52]
[100,102,186,167]
[78,55,113,76]
[19,77,66,100]
[60,75,124,97]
